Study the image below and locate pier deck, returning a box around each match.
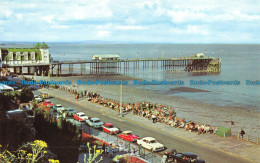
[2,57,221,76]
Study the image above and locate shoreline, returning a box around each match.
[23,75,260,138]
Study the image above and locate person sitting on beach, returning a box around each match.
[204,125,210,133]
[198,127,204,135]
[209,126,214,134]
[198,124,206,134]
[173,119,179,127]
[179,121,185,128]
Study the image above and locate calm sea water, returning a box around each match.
[2,43,260,110]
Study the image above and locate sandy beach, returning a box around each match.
[26,75,260,139]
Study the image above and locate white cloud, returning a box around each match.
[97,23,148,30]
[51,25,69,29]
[42,15,54,24]
[97,30,111,37]
[0,0,259,43]
[168,25,210,35]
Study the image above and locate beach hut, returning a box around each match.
[215,126,231,137]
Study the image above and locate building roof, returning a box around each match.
[122,131,132,134]
[104,123,114,126]
[0,84,14,92]
[5,48,41,53]
[143,137,156,141]
[90,117,100,121]
[92,54,120,58]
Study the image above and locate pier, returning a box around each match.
[50,57,221,76]
[2,57,221,76]
[0,44,221,76]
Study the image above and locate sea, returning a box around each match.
[2,43,260,111]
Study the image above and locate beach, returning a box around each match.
[27,75,260,139]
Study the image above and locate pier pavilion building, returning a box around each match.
[0,42,52,76]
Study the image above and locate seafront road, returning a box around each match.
[34,88,259,163]
[8,75,258,163]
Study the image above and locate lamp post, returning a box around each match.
[119,83,123,117]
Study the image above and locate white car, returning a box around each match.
[34,95,42,102]
[102,123,120,134]
[137,137,164,152]
[73,112,89,122]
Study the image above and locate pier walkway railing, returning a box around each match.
[237,133,259,145]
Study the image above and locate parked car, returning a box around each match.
[102,123,120,134]
[40,92,49,99]
[73,112,88,122]
[171,152,205,163]
[6,109,29,123]
[53,104,66,112]
[119,131,139,142]
[137,137,164,152]
[64,108,77,117]
[34,95,43,103]
[86,118,104,128]
[43,100,54,107]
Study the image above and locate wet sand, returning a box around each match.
[26,75,260,138]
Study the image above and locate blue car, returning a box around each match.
[86,117,104,128]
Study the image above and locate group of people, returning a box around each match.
[55,85,218,136]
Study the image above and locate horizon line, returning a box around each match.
[0,41,259,45]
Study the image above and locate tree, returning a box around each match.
[0,94,10,114]
[0,119,33,149]
[0,140,59,163]
[20,87,34,103]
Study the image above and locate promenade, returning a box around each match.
[38,87,260,163]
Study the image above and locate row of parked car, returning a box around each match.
[72,111,165,152]
[36,96,205,162]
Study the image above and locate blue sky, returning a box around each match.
[0,0,260,43]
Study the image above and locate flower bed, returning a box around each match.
[112,154,148,163]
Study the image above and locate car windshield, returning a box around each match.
[108,125,114,128]
[150,140,157,143]
[126,133,132,135]
[46,101,51,103]
[94,120,101,123]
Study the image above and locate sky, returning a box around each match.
[0,0,260,43]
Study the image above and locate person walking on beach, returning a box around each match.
[152,114,156,123]
[240,129,245,139]
[75,94,78,101]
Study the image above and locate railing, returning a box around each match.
[1,60,47,65]
[237,133,259,144]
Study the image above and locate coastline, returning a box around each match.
[24,75,260,138]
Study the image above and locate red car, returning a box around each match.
[43,100,54,107]
[103,123,120,134]
[120,131,139,142]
